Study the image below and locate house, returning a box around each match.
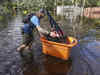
[84,7,100,19]
[56,6,83,18]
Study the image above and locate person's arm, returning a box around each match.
[31,16,57,37]
[36,26,58,38]
[36,26,50,35]
[31,16,49,36]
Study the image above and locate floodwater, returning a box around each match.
[0,15,99,75]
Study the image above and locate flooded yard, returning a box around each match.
[0,14,99,75]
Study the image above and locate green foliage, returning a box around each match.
[0,16,3,21]
[71,0,100,7]
[18,0,56,13]
[84,0,100,7]
[0,0,100,15]
[0,0,13,15]
[97,1,100,6]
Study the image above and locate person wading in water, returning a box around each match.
[17,8,59,51]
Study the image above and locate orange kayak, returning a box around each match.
[40,36,78,60]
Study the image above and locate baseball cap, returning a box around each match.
[39,8,46,14]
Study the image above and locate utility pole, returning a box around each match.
[54,0,57,19]
[62,0,64,19]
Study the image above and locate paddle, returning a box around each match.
[45,9,64,39]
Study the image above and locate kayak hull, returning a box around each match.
[40,36,78,60]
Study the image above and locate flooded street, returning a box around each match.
[0,15,72,75]
[0,14,99,75]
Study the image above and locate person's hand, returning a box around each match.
[50,31,56,38]
[50,31,60,38]
[40,33,45,37]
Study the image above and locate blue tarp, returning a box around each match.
[68,40,100,75]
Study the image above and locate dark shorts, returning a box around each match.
[22,32,34,46]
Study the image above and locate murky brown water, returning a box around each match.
[0,14,99,75]
[0,15,72,75]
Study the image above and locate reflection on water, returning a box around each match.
[0,15,13,31]
[0,15,72,75]
[0,14,99,75]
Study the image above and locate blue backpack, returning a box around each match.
[22,13,35,24]
[21,13,35,33]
